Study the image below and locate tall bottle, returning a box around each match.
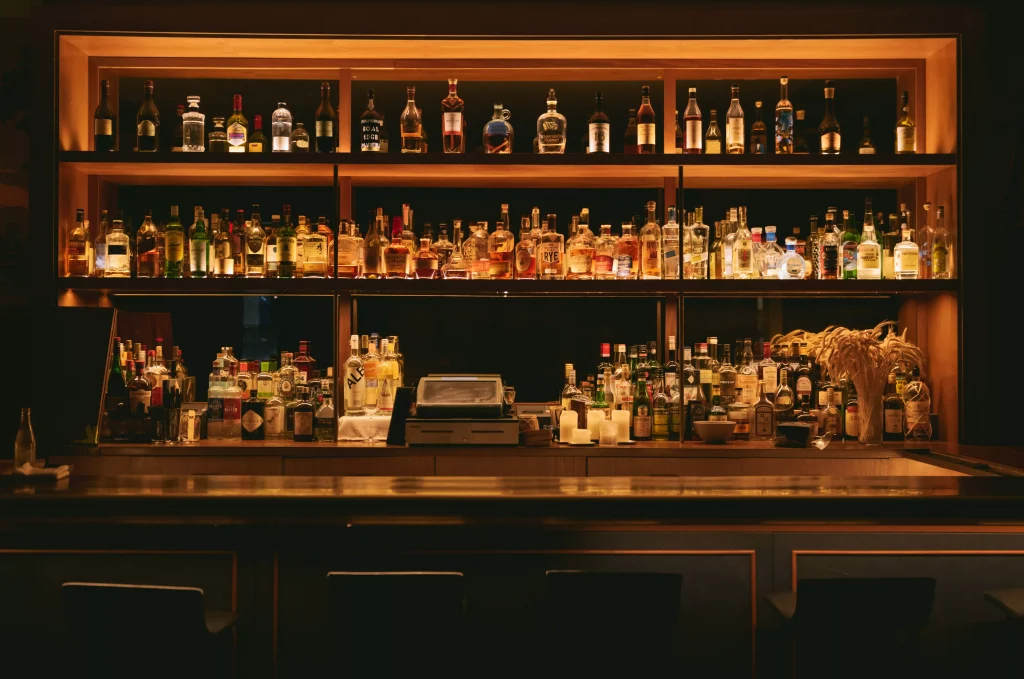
[639,201,662,280]
[442,79,466,154]
[272,101,293,152]
[775,76,794,154]
[840,209,860,279]
[94,79,116,152]
[161,206,183,278]
[137,210,160,278]
[726,83,745,154]
[136,80,160,152]
[931,206,951,279]
[344,335,366,416]
[226,94,248,153]
[362,208,386,279]
[632,376,652,441]
[895,90,917,154]
[682,87,702,154]
[857,202,882,280]
[67,209,90,277]
[315,81,336,153]
[537,88,567,154]
[749,101,767,154]
[188,208,210,278]
[859,116,876,154]
[587,91,611,154]
[400,86,424,153]
[278,206,298,278]
[818,216,840,280]
[705,110,722,154]
[359,90,382,152]
[242,205,265,278]
[732,207,754,278]
[818,80,841,154]
[662,206,681,280]
[636,85,657,154]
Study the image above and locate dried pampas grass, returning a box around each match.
[772,321,924,383]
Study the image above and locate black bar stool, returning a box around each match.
[765,577,936,679]
[544,570,683,677]
[327,571,465,677]
[62,582,237,679]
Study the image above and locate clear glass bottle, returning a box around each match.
[775,76,794,154]
[136,80,160,152]
[615,223,639,280]
[483,103,513,154]
[411,237,439,278]
[182,95,205,152]
[342,335,366,416]
[818,80,841,154]
[211,213,232,278]
[902,366,931,440]
[208,116,228,152]
[732,207,754,278]
[859,116,876,154]
[726,83,745,154]
[750,101,768,154]
[264,213,280,278]
[245,204,266,278]
[821,388,843,438]
[637,85,657,154]
[360,209,383,279]
[651,371,670,441]
[682,87,702,154]
[537,88,567,154]
[262,379,285,439]
[686,207,710,280]
[441,78,466,154]
[662,206,681,280]
[442,222,469,279]
[588,91,611,154]
[705,110,722,154]
[399,86,423,153]
[538,214,565,280]
[188,208,210,278]
[857,215,882,280]
[488,211,515,280]
[226,94,248,152]
[777,237,806,280]
[67,208,90,277]
[514,217,537,280]
[93,209,108,277]
[333,220,357,279]
[594,224,617,280]
[104,212,130,278]
[758,226,785,278]
[463,221,490,279]
[917,202,934,280]
[272,101,293,152]
[137,210,160,278]
[301,217,328,278]
[931,206,951,279]
[639,201,662,279]
[895,90,917,154]
[290,122,310,152]
[428,223,452,273]
[893,222,920,279]
[774,368,795,419]
[566,215,596,280]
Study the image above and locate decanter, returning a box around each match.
[536,88,567,154]
[483,103,513,154]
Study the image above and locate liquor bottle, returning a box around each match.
[736,347,758,403]
[94,79,116,152]
[883,372,905,441]
[399,86,423,153]
[513,217,537,280]
[291,122,310,151]
[638,201,662,279]
[248,114,267,153]
[188,208,210,278]
[67,208,90,277]
[537,88,567,154]
[662,206,681,280]
[726,84,744,154]
[732,207,754,278]
[705,110,722,154]
[793,110,809,153]
[857,201,881,280]
[793,395,817,435]
[383,216,411,278]
[893,222,920,279]
[632,376,652,440]
[245,205,266,278]
[842,382,859,440]
[840,211,860,279]
[291,387,314,442]
[442,222,469,279]
[211,212,232,278]
[623,108,639,154]
[315,81,336,153]
[637,85,657,154]
[749,101,767,154]
[718,344,737,405]
[315,380,336,441]
[408,237,439,279]
[707,338,721,401]
[171,105,185,152]
[931,206,951,279]
[818,80,841,154]
[682,87,702,154]
[341,335,366,416]
[774,368,794,420]
[104,212,130,278]
[137,210,160,278]
[707,396,727,423]
[684,362,706,441]
[135,80,159,152]
[858,116,876,154]
[670,109,681,154]
[264,213,281,278]
[587,91,611,154]
[272,102,293,152]
[240,390,266,440]
[208,117,228,152]
[560,367,581,410]
[127,360,152,418]
[429,223,453,273]
[614,223,639,279]
[488,215,515,280]
[226,94,248,153]
[758,226,784,277]
[588,223,615,280]
[565,216,595,280]
[794,352,813,403]
[917,202,934,280]
[651,372,670,441]
[661,336,679,395]
[536,214,563,280]
[902,367,931,441]
[476,103,513,155]
[360,209,384,279]
[178,96,204,152]
[775,76,794,154]
[895,90,917,154]
[278,207,298,278]
[161,206,183,278]
[687,207,710,280]
[749,380,776,441]
[818,221,839,280]
[302,217,328,278]
[757,343,777,401]
[262,378,285,439]
[821,388,842,438]
[431,79,465,155]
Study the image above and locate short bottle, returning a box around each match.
[105,213,131,278]
[241,390,266,440]
[290,122,310,151]
[895,90,917,154]
[705,110,722,154]
[272,102,293,152]
[400,86,424,153]
[537,88,567,154]
[208,116,228,152]
[707,396,727,422]
[414,237,439,278]
[893,224,920,280]
[315,382,336,442]
[248,114,267,153]
[292,387,315,442]
[181,95,205,152]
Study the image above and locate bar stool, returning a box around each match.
[62,582,237,679]
[544,570,683,677]
[765,577,936,679]
[327,571,465,677]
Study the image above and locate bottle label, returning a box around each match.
[568,252,593,274]
[294,412,313,436]
[614,254,633,274]
[443,112,463,134]
[304,238,327,264]
[754,409,774,437]
[708,411,727,422]
[249,142,263,153]
[241,408,264,433]
[663,246,679,278]
[884,407,903,433]
[896,127,916,153]
[736,374,758,401]
[706,140,721,154]
[95,119,113,136]
[763,369,777,397]
[905,401,929,427]
[129,388,151,414]
[227,122,247,147]
[641,241,660,275]
[845,405,859,437]
[385,251,409,274]
[685,120,702,151]
[736,247,752,272]
[165,232,184,263]
[273,135,291,152]
[932,246,948,274]
[207,397,224,423]
[860,146,876,154]
[539,243,562,274]
[265,405,284,433]
[700,369,711,385]
[316,121,333,139]
[515,248,536,276]
[858,247,879,267]
[295,139,309,149]
[637,123,656,146]
[842,242,858,273]
[796,376,812,397]
[267,243,279,267]
[361,120,381,151]
[588,122,610,153]
[222,398,241,422]
[821,244,839,274]
[68,242,85,257]
[594,254,614,275]
[278,236,297,263]
[783,255,804,277]
[897,250,918,273]
[237,376,250,394]
[653,410,669,436]
[189,240,208,271]
[216,241,232,261]
[821,132,841,152]
[633,412,651,438]
[727,119,744,149]
[138,121,156,137]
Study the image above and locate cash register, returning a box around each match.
[405,375,519,445]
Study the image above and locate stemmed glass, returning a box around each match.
[503,385,516,416]
[364,393,380,443]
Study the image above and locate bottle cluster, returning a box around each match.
[93,79,337,153]
[340,334,406,418]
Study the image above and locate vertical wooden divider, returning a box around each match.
[337,292,352,416]
[337,68,351,153]
[663,71,677,154]
[58,39,89,151]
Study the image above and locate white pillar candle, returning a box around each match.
[587,409,606,441]
[599,420,618,446]
[559,411,579,443]
[572,428,591,445]
[610,409,630,443]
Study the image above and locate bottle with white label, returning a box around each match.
[226,94,248,153]
[818,80,841,154]
[136,80,160,152]
[893,224,920,279]
[636,85,657,154]
[682,87,702,154]
[272,102,293,152]
[895,90,917,154]
[705,110,722,154]
[902,367,931,440]
[726,83,744,154]
[662,206,680,280]
[188,208,210,278]
[883,372,905,441]
[588,91,611,154]
[441,79,465,154]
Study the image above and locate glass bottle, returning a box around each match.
[674,109,683,154]
[94,79,116,152]
[91,209,108,277]
[361,211,385,279]
[136,80,159,152]
[623,108,638,154]
[240,390,265,441]
[255,361,273,400]
[705,110,722,154]
[840,211,860,279]
[378,114,390,152]
[103,212,130,278]
[181,95,205,152]
[615,223,639,280]
[639,201,662,279]
[358,89,382,151]
[859,116,876,154]
[903,367,931,441]
[732,207,754,278]
[718,344,737,405]
[514,217,537,280]
[399,86,423,153]
[136,210,160,278]
[208,116,228,152]
[291,387,314,442]
[637,85,657,154]
[587,91,611,154]
[793,110,809,153]
[483,103,514,154]
[265,213,280,278]
[290,122,310,152]
[260,378,284,439]
[565,215,595,280]
[427,223,451,272]
[682,87,702,154]
[662,206,681,280]
[857,201,881,279]
[818,221,839,280]
[272,101,293,152]
[758,226,785,278]
[211,213,231,278]
[442,222,469,279]
[844,382,859,440]
[651,371,670,441]
[895,90,917,154]
[893,222,920,279]
[915,202,934,280]
[756,343,778,402]
[775,76,794,154]
[707,396,727,422]
[726,83,744,154]
[795,395,818,435]
[302,216,329,278]
[163,206,184,278]
[188,208,210,278]
[437,78,466,154]
[538,214,565,281]
[686,207,710,280]
[248,114,267,153]
[342,335,366,416]
[315,381,336,442]
[537,88,567,154]
[883,372,905,441]
[226,94,248,152]
[412,237,439,278]
[821,388,842,438]
[332,220,356,279]
[245,204,266,278]
[749,101,768,154]
[818,80,841,154]
[383,216,411,279]
[632,377,652,440]
[774,368,795,420]
[464,221,491,279]
[315,81,336,153]
[931,206,951,279]
[278,207,298,279]
[488,211,515,279]
[67,208,90,277]
[13,407,35,467]
[593,224,617,280]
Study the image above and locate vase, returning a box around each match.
[856,382,884,444]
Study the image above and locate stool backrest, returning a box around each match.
[794,577,936,633]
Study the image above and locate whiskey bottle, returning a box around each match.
[400,86,423,153]
[514,217,537,280]
[883,372,904,441]
[442,222,470,279]
[442,79,465,154]
[226,94,248,153]
[537,89,567,154]
[637,86,657,154]
[135,80,159,152]
[413,238,439,278]
[188,208,210,278]
[623,108,639,154]
[774,368,795,420]
[632,377,652,440]
[859,116,876,154]
[290,123,310,152]
[208,117,229,152]
[726,84,744,154]
[164,206,184,278]
[538,214,564,280]
[705,110,722,154]
[902,367,931,440]
[94,79,116,152]
[137,210,161,278]
[840,210,860,279]
[793,110,809,153]
[818,80,841,154]
[682,87,702,154]
[662,206,680,280]
[775,76,794,154]
[488,211,515,279]
[273,102,293,152]
[67,208,90,277]
[566,216,596,280]
[895,90,917,154]
[844,383,859,440]
[315,381,336,442]
[587,91,611,154]
[249,115,267,153]
[383,217,411,278]
[245,205,266,278]
[105,212,130,278]
[750,101,767,154]
[315,81,336,153]
[278,207,298,278]
[615,223,639,279]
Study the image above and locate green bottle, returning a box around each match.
[189,207,210,278]
[277,204,298,278]
[164,205,184,278]
[632,376,652,440]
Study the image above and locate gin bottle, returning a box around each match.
[857,214,882,280]
[537,89,567,154]
[181,95,205,152]
[662,206,681,280]
[272,102,293,152]
[893,224,920,279]
[639,201,662,279]
[775,76,794,154]
[400,86,423,153]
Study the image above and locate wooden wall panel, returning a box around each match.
[925,40,958,154]
[58,40,89,151]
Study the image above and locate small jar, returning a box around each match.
[727,402,750,441]
[290,122,310,152]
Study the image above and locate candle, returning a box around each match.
[572,428,591,445]
[587,409,606,441]
[610,409,630,443]
[559,411,578,443]
[599,420,618,446]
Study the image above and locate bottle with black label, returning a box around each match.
[136,80,160,152]
[315,380,336,442]
[94,79,116,152]
[241,390,265,441]
[293,387,315,442]
[315,81,336,153]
